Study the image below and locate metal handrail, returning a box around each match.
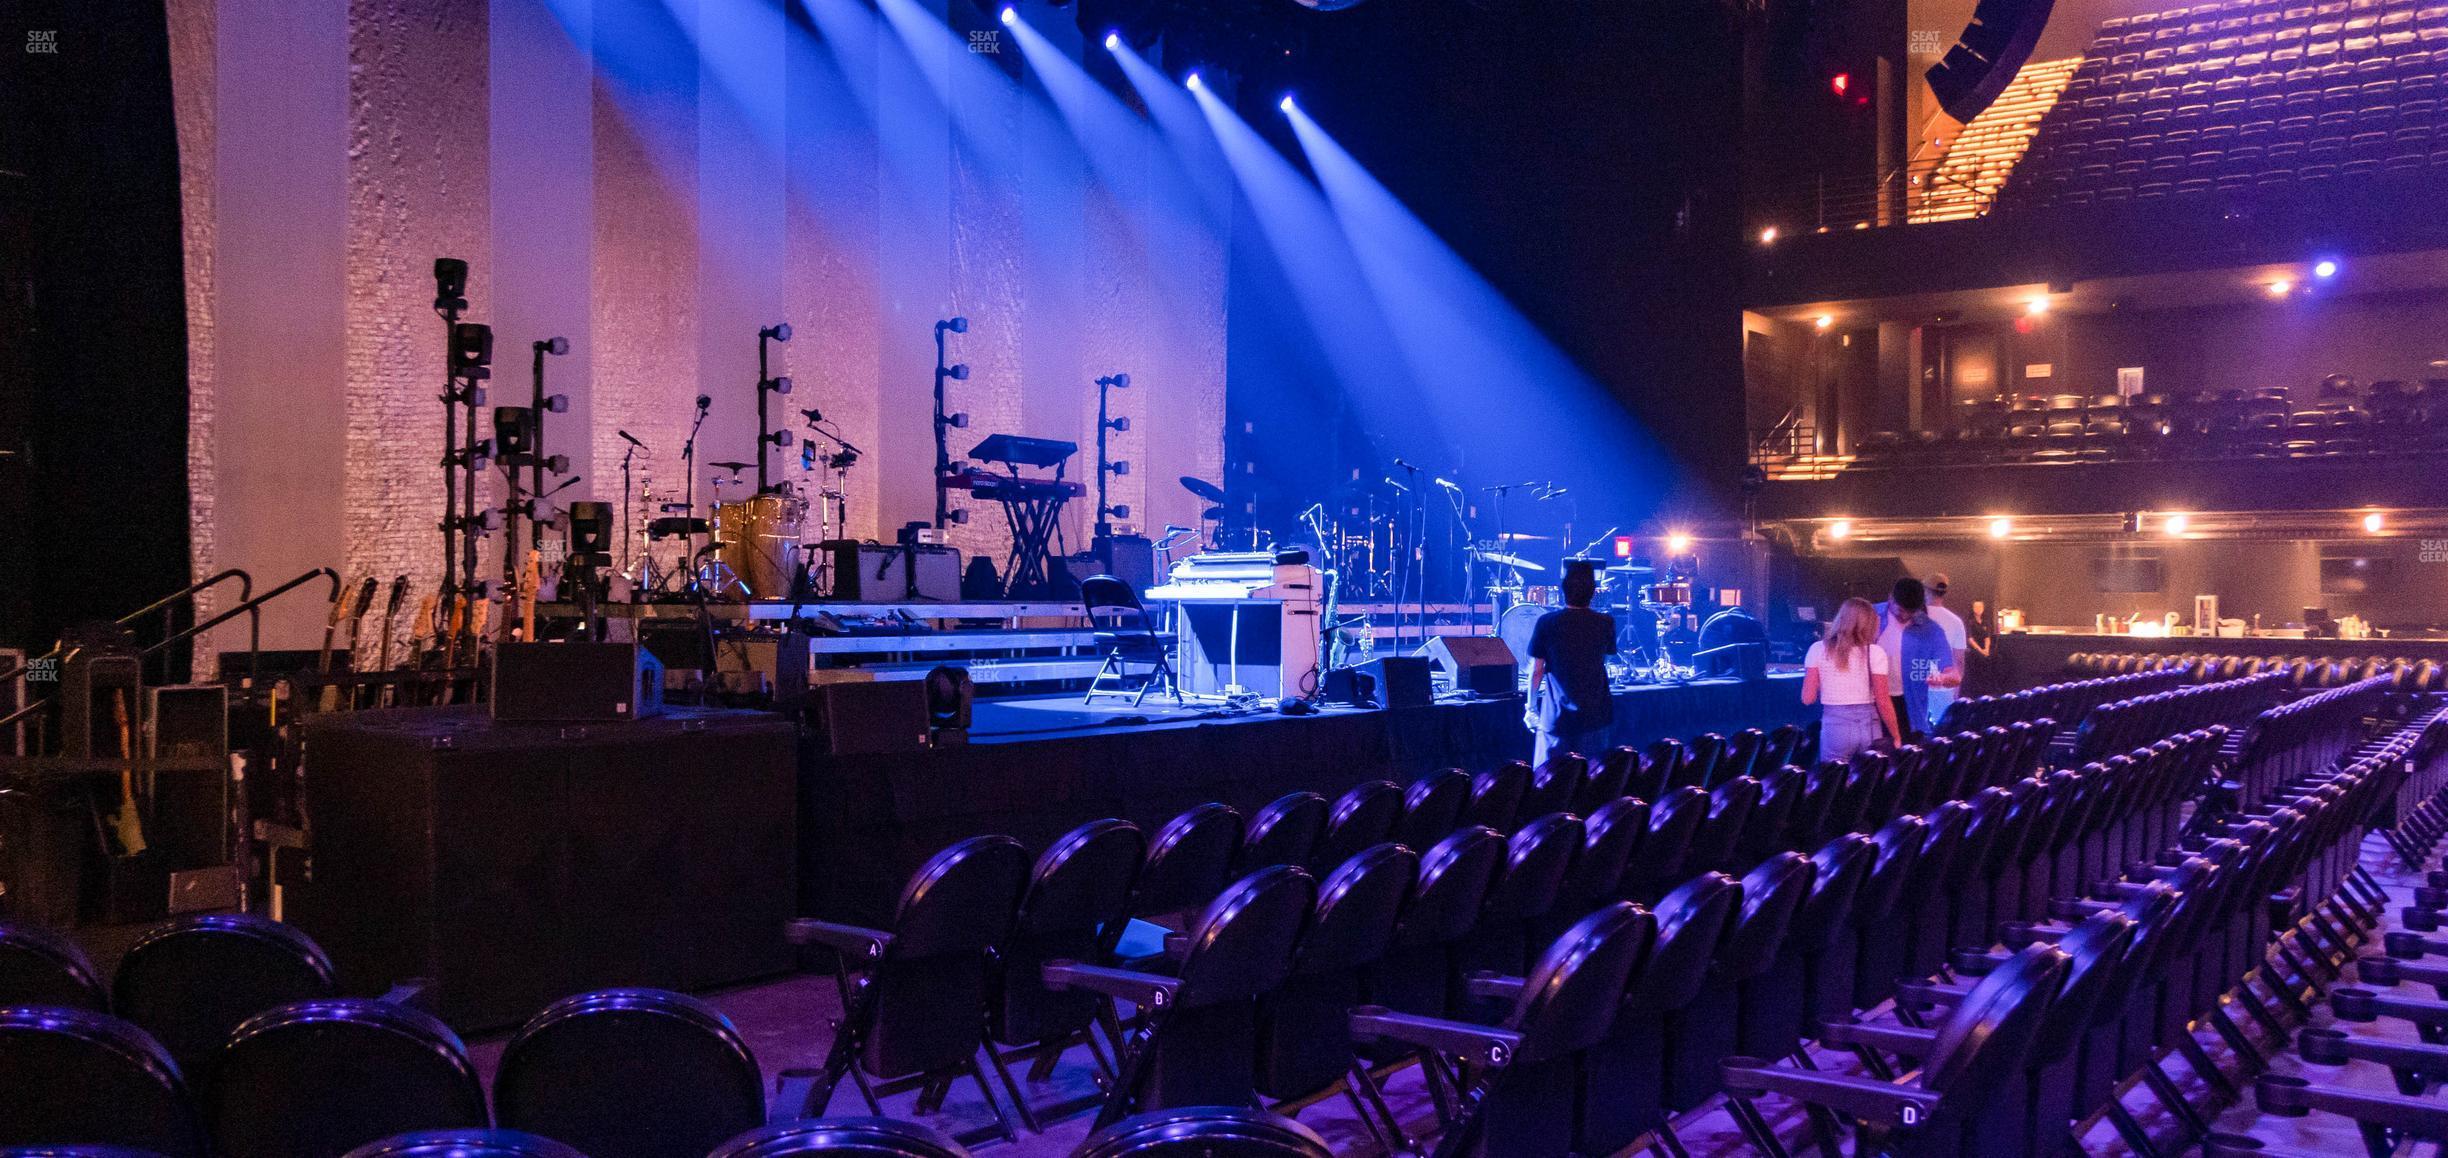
[0,567,338,735]
[0,567,256,686]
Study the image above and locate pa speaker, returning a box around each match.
[491,641,665,723]
[813,679,930,754]
[1925,0,2058,122]
[1426,635,1519,697]
[1356,656,1434,709]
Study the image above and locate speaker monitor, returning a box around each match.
[490,641,665,723]
[813,679,931,754]
[1426,636,1519,697]
[1356,656,1435,710]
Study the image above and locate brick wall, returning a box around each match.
[169,0,1229,650]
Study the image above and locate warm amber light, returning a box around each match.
[1988,517,2012,539]
[1828,519,1853,541]
[2162,513,2188,535]
[1814,315,1833,330]
[2363,512,2386,534]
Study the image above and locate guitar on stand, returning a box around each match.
[374,575,409,706]
[437,595,469,705]
[513,549,542,642]
[109,687,146,857]
[324,576,379,711]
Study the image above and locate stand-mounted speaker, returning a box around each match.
[1926,0,2059,122]
[1353,656,1434,710]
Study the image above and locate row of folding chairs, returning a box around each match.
[1937,665,2194,733]
[1342,727,2227,1156]
[2067,648,2448,693]
[1719,713,2435,1157]
[2069,670,2290,761]
[778,715,2076,1148]
[2374,707,2448,868]
[310,1108,1337,1158]
[2228,673,2401,807]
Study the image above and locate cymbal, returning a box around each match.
[1199,506,1228,522]
[1473,551,1545,572]
[1497,532,1553,541]
[1606,564,1657,576]
[1179,476,1228,503]
[709,461,755,473]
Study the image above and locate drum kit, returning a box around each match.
[627,460,812,600]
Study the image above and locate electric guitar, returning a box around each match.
[406,593,439,704]
[437,595,469,705]
[317,578,355,675]
[110,687,146,856]
[374,575,409,704]
[514,549,542,642]
[324,576,380,711]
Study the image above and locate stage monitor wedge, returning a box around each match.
[1925,0,2058,123]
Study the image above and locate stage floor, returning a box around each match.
[966,693,1377,743]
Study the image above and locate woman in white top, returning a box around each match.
[1801,597,1903,762]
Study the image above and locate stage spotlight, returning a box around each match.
[1185,71,1203,90]
[2162,513,2189,536]
[1813,314,1833,330]
[1827,519,1852,541]
[1278,93,1296,113]
[2266,278,2293,298]
[1104,31,1119,50]
[2363,511,2386,534]
[2025,296,2049,316]
[999,5,1016,23]
[2314,259,2339,279]
[1666,531,1693,555]
[1988,516,2013,539]
[1758,226,1778,245]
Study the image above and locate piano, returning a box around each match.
[1143,552,1322,701]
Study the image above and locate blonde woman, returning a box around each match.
[1802,597,1903,761]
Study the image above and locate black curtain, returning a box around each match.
[0,2,193,671]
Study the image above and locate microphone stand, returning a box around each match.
[619,438,642,579]
[682,399,711,595]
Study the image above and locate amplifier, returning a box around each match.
[60,653,143,758]
[490,641,664,723]
[146,684,229,760]
[823,541,963,601]
[1427,635,1519,697]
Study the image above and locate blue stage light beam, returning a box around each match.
[1282,101,1672,515]
[1186,79,1438,457]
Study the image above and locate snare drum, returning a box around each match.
[712,494,807,598]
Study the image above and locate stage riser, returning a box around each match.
[799,675,1806,925]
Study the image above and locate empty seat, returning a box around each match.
[210,999,490,1158]
[345,1131,588,1158]
[495,988,765,1158]
[1072,1107,1331,1158]
[709,1118,972,1158]
[0,920,108,1010]
[0,1006,208,1158]
[112,913,337,1082]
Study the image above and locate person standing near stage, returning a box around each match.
[1923,573,1969,720]
[1802,597,1902,762]
[1876,577,1959,739]
[1525,559,1617,764]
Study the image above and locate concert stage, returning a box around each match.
[800,673,1805,923]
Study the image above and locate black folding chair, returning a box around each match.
[1254,843,1417,1148]
[0,1006,207,1158]
[782,835,1032,1145]
[210,999,489,1158]
[343,1131,586,1158]
[1073,1107,1332,1158]
[1351,901,1657,1158]
[1047,866,1318,1128]
[112,913,337,1082]
[708,1118,971,1158]
[493,988,765,1158]
[0,920,108,1009]
[1081,575,1179,706]
[988,818,1145,1129]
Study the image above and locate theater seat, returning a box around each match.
[0,1006,208,1158]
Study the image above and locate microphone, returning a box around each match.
[617,430,647,449]
[1434,477,1463,492]
[1383,476,1410,492]
[1392,457,1422,473]
[1540,486,1569,499]
[799,407,824,425]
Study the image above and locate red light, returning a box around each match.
[1613,535,1634,559]
[1830,73,1850,97]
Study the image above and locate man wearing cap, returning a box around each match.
[1525,559,1618,764]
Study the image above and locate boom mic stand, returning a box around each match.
[680,394,711,594]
